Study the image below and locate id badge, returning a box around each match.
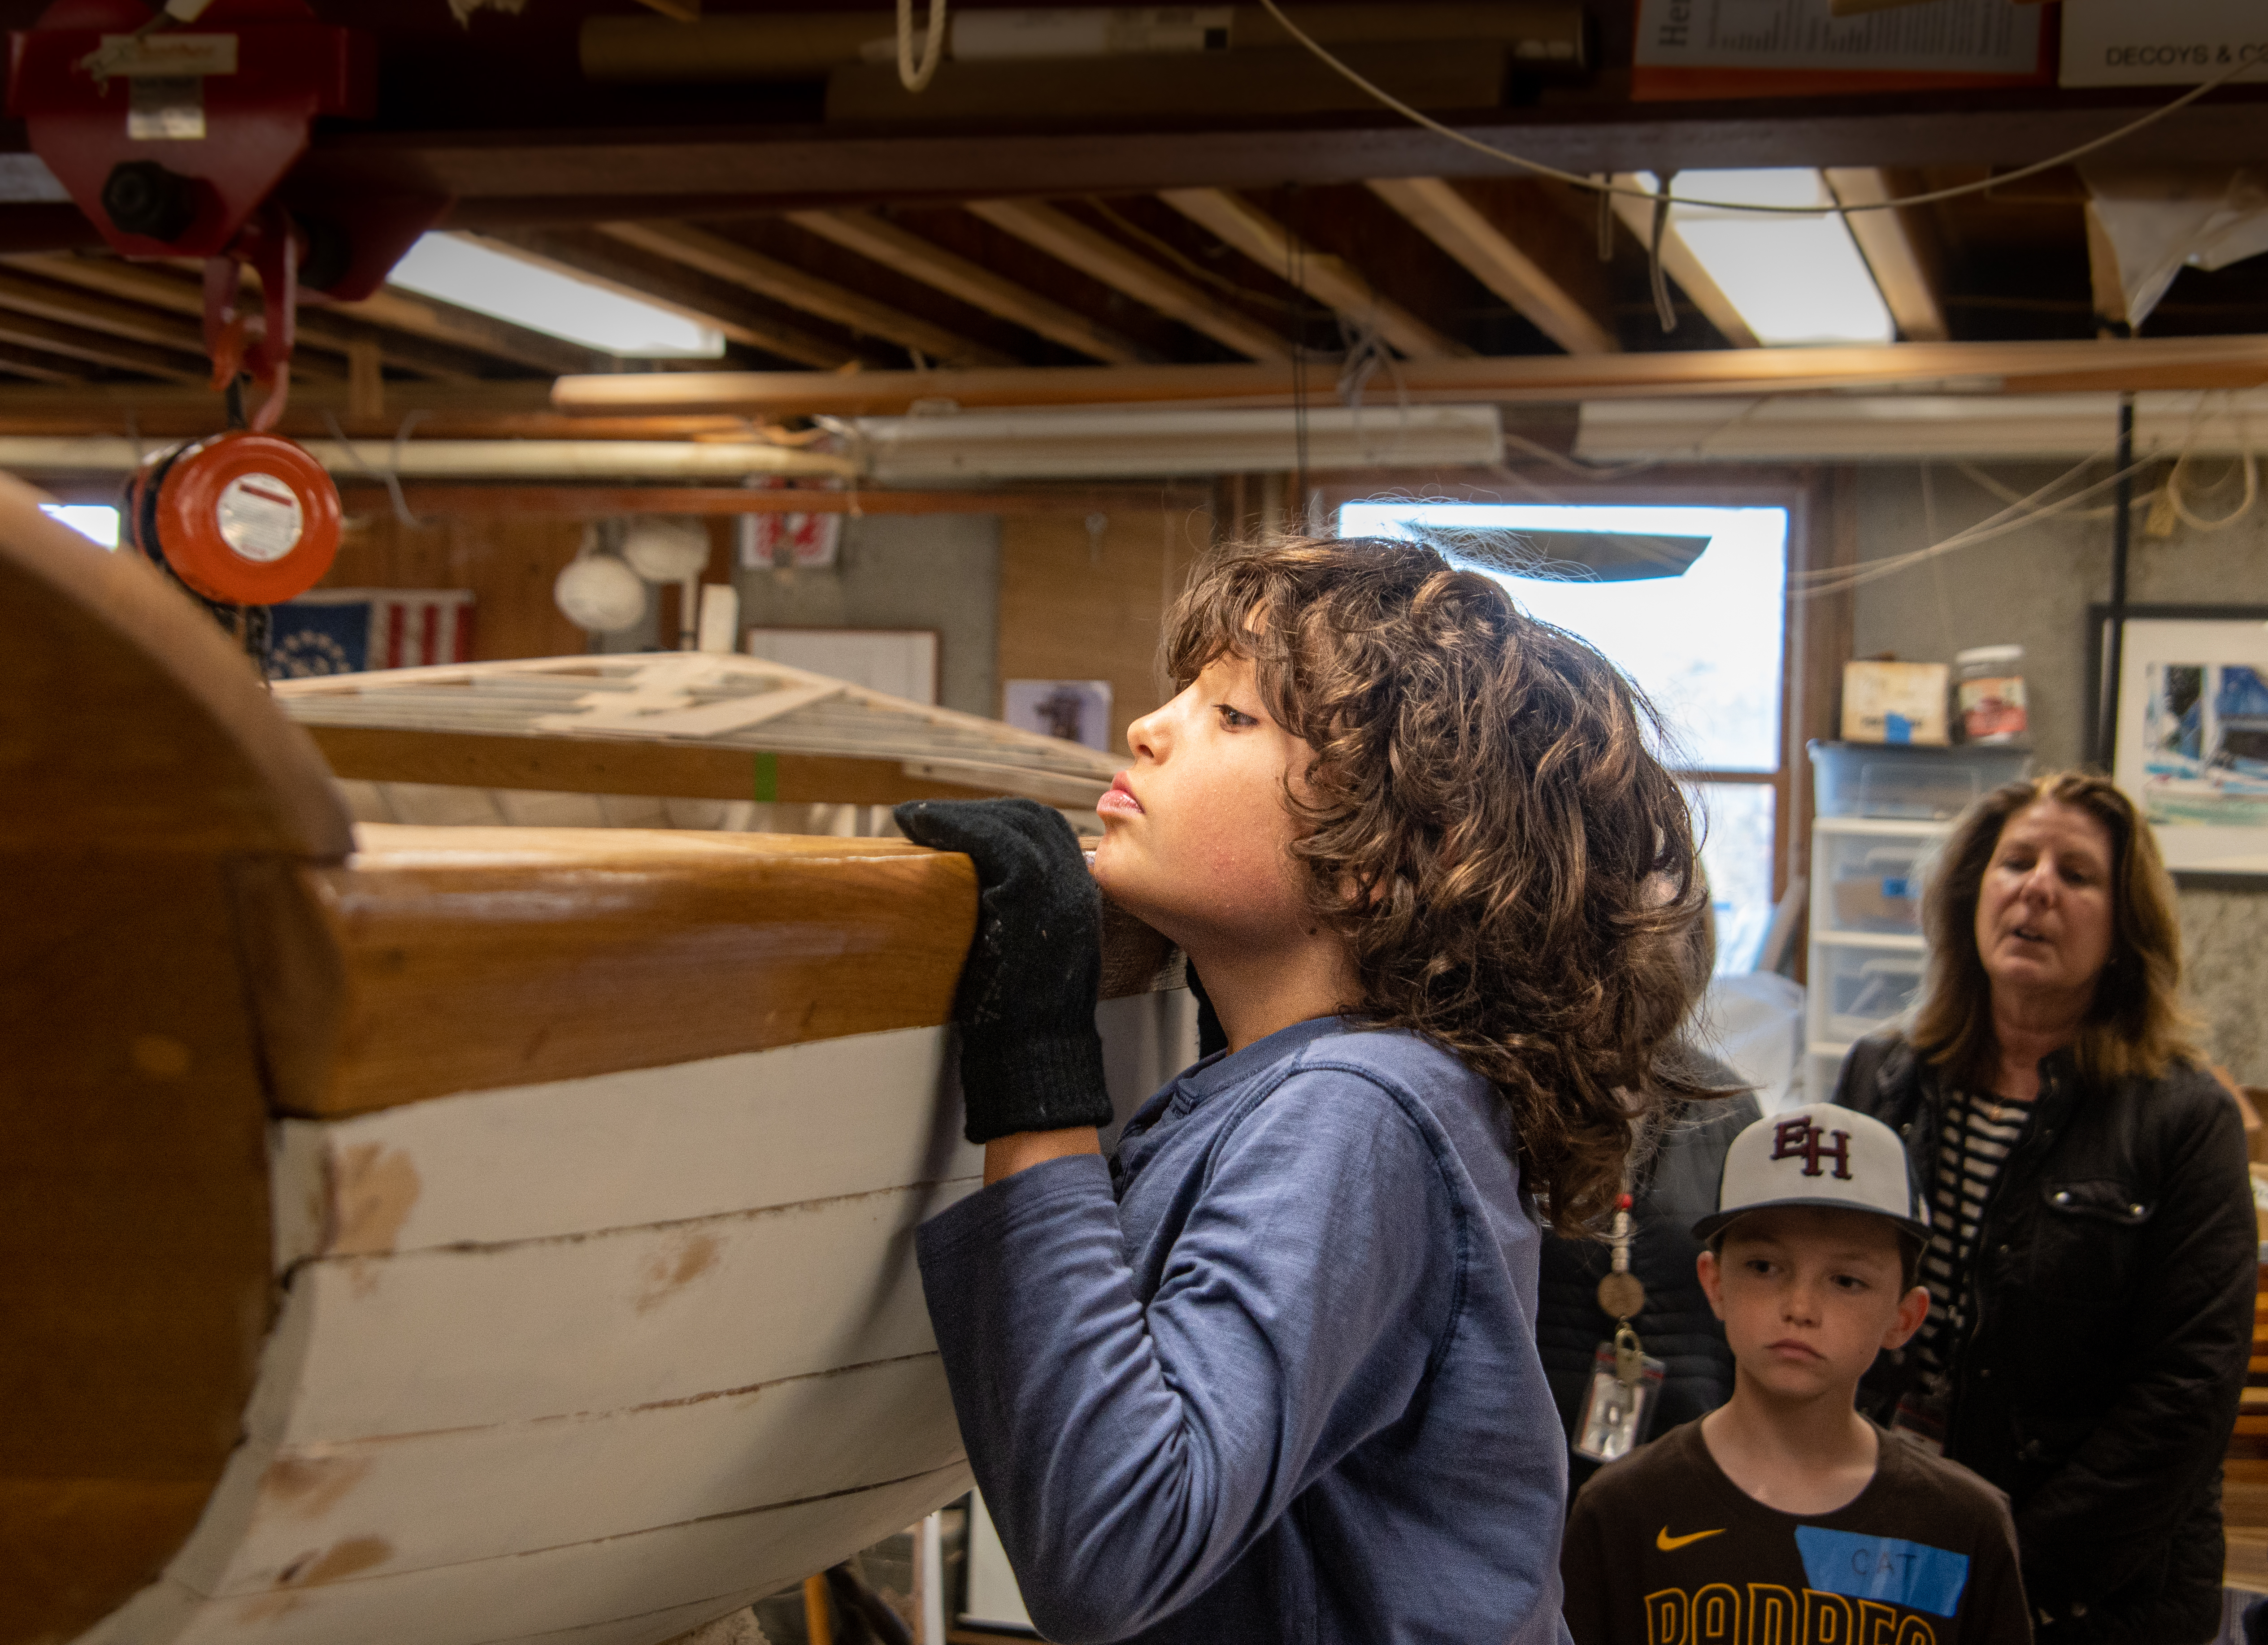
[1573,1340,1665,1464]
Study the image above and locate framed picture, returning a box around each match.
[2090,603,2268,874]
[1003,678,1113,751]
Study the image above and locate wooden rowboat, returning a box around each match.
[2,477,1187,1645]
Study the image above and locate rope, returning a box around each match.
[896,0,947,92]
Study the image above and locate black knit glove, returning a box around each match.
[894,797,1113,1144]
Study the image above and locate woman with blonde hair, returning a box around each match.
[1834,771,2255,1644]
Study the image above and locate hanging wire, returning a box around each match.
[1251,0,2268,218]
[1955,459,2160,521]
[896,0,947,91]
[323,408,427,530]
[1647,173,1677,334]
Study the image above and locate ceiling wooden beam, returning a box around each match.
[784,208,1148,365]
[472,230,865,371]
[0,265,219,362]
[1156,187,1469,361]
[596,219,1012,368]
[1607,175,1760,349]
[0,302,208,382]
[326,286,608,378]
[1364,177,1618,356]
[1823,169,1949,344]
[0,340,86,384]
[965,198,1292,363]
[330,482,1208,517]
[4,255,485,383]
[552,334,2268,417]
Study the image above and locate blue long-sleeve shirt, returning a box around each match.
[914,1016,1575,1645]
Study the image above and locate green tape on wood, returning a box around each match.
[752,751,778,803]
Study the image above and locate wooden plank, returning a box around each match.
[4,254,486,382]
[1364,176,1617,356]
[237,827,975,1117]
[598,221,1011,368]
[965,199,1293,363]
[251,1180,973,1441]
[786,208,1147,365]
[330,483,1204,517]
[271,1026,975,1259]
[0,476,352,1645]
[823,42,1512,125]
[0,338,86,382]
[0,301,209,381]
[1606,174,1760,349]
[101,1466,967,1645]
[481,230,867,372]
[552,332,2268,416]
[0,264,222,359]
[1823,169,1949,344]
[302,725,1047,803]
[175,1355,964,1593]
[330,286,609,378]
[1156,187,1468,361]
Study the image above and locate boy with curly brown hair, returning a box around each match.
[896,534,1720,1645]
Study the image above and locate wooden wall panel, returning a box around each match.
[997,505,1209,755]
[322,514,589,662]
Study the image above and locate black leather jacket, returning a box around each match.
[1835,1033,2255,1645]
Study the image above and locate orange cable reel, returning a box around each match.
[152,430,340,606]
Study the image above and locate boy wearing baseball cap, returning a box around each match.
[1560,1104,2033,1645]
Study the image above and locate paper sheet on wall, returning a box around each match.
[1632,0,2046,98]
[1634,0,2042,73]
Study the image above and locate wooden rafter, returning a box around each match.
[0,303,207,382]
[965,199,1291,364]
[473,230,865,372]
[0,265,222,365]
[552,334,2268,417]
[1156,187,1468,361]
[328,286,609,378]
[784,208,1147,365]
[6,255,484,383]
[1364,177,1618,357]
[1823,169,1949,344]
[0,341,85,384]
[1606,175,1760,349]
[597,220,1012,368]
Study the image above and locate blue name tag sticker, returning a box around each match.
[1794,1526,1970,1617]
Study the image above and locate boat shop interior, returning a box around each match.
[8,3,2268,1644]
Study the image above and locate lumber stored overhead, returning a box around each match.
[552,334,2268,417]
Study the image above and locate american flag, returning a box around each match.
[269,588,476,677]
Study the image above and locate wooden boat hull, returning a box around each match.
[0,478,1188,1645]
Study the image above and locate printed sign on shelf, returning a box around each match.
[1631,0,2048,99]
[2058,0,2266,87]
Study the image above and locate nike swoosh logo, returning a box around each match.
[1657,1526,1726,1552]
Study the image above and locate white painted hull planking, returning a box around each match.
[85,1003,1194,1645]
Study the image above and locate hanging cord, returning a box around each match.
[1648,173,1677,335]
[2165,395,2257,530]
[896,0,947,92]
[1956,459,2161,521]
[1252,0,2267,218]
[322,408,427,530]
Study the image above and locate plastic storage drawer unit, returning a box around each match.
[1809,741,2029,821]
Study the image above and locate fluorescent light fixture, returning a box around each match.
[387,234,725,359]
[852,405,1503,482]
[41,502,119,547]
[1577,390,2268,463]
[1642,170,1894,347]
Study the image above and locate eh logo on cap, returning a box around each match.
[1770,1117,1853,1181]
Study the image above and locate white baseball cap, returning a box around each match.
[1692,1102,1930,1242]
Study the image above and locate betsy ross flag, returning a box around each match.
[269,588,476,677]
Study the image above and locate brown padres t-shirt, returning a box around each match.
[1561,1419,2031,1645]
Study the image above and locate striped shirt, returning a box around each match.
[1908,1088,2033,1383]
